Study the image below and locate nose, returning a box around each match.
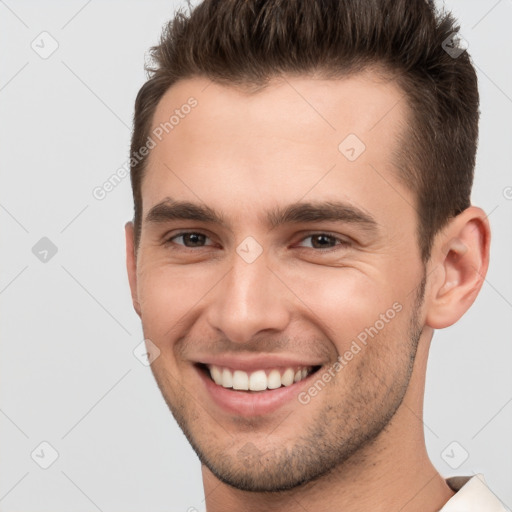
[205,249,291,344]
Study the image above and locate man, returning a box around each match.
[124,0,504,510]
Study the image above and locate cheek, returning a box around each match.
[136,254,409,354]
[277,265,395,347]
[136,262,219,336]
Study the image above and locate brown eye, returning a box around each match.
[297,234,350,250]
[310,234,337,248]
[169,232,212,248]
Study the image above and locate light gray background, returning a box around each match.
[0,0,511,510]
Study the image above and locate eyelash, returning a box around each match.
[165,231,351,252]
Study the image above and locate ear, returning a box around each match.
[125,221,141,317]
[425,206,491,329]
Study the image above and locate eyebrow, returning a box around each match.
[144,197,379,233]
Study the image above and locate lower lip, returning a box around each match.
[195,365,320,418]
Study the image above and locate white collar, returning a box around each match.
[440,474,508,511]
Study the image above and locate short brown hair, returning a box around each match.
[130,0,479,262]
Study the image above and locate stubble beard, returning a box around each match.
[150,276,427,493]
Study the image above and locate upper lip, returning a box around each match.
[194,354,324,372]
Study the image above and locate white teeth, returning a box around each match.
[233,370,249,390]
[211,366,223,385]
[281,368,295,387]
[267,369,282,389]
[249,370,267,391]
[206,365,315,391]
[221,368,233,388]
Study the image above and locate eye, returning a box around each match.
[167,231,214,248]
[296,233,351,250]
[164,231,351,252]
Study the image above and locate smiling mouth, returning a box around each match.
[196,363,322,392]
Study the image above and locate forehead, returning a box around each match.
[141,72,411,227]
[151,71,407,150]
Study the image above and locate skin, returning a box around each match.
[125,72,490,511]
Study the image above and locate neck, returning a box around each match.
[202,335,455,511]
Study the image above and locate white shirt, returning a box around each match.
[440,474,508,511]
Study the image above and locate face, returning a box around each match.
[126,72,428,492]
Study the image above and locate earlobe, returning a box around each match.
[425,207,491,329]
[125,221,142,317]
